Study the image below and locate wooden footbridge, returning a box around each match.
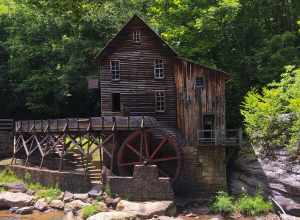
[12,116,184,183]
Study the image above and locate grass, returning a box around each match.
[210,191,273,216]
[0,169,62,201]
[0,169,21,184]
[81,202,106,219]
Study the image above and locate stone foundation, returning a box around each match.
[108,165,174,201]
[10,165,91,193]
[176,145,227,197]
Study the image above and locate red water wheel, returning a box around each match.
[117,129,182,182]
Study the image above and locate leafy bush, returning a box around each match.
[81,203,106,219]
[210,191,235,214]
[236,194,273,216]
[241,66,300,154]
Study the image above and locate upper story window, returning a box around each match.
[110,60,120,81]
[154,59,164,79]
[133,30,141,42]
[196,77,204,88]
[155,91,166,112]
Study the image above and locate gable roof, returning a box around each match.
[96,14,230,78]
[96,15,177,58]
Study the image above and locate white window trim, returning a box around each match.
[154,59,165,79]
[133,30,141,42]
[155,90,166,112]
[110,60,120,81]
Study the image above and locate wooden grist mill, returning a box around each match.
[12,15,242,196]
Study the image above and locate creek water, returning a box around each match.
[0,211,78,220]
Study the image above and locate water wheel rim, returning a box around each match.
[117,128,182,182]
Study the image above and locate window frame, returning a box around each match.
[155,90,166,112]
[153,58,165,79]
[196,76,205,89]
[110,60,120,81]
[132,30,141,43]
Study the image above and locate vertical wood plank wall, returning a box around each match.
[175,60,227,145]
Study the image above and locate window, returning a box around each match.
[133,30,141,42]
[154,59,164,79]
[155,91,166,112]
[196,77,204,88]
[111,60,120,81]
[112,93,121,112]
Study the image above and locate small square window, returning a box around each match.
[133,30,141,42]
[154,59,164,79]
[196,77,204,88]
[111,60,120,81]
[155,91,166,112]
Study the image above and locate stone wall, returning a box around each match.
[176,145,227,197]
[10,165,91,193]
[0,131,12,158]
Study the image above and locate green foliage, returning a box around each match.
[35,186,62,202]
[81,202,106,219]
[0,169,21,184]
[104,184,112,197]
[236,194,273,216]
[210,191,235,214]
[241,66,300,153]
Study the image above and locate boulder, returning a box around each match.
[65,199,88,211]
[15,206,34,215]
[34,198,48,211]
[74,193,89,201]
[281,214,300,220]
[116,200,176,219]
[0,192,34,208]
[5,183,27,193]
[87,211,137,220]
[9,207,19,213]
[88,185,103,198]
[63,191,74,202]
[229,147,300,216]
[105,197,121,208]
[49,200,64,210]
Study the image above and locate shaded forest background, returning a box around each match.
[0,0,299,128]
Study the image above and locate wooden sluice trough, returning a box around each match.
[12,116,184,184]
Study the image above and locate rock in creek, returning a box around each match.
[0,192,34,208]
[49,199,64,210]
[73,193,89,201]
[88,185,103,198]
[4,183,27,193]
[116,200,176,219]
[63,191,74,203]
[64,199,88,212]
[34,198,48,211]
[87,211,137,220]
[15,206,34,215]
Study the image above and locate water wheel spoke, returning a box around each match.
[150,137,168,160]
[126,143,143,158]
[151,156,179,163]
[120,161,141,167]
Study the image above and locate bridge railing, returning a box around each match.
[198,129,243,146]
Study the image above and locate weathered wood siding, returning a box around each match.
[99,17,177,127]
[175,60,227,145]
